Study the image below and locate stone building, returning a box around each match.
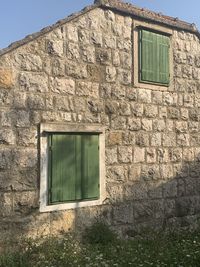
[0,0,200,244]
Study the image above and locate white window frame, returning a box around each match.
[40,123,106,213]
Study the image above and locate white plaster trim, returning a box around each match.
[133,19,174,91]
[40,123,106,213]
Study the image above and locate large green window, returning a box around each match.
[139,29,170,85]
[48,133,99,204]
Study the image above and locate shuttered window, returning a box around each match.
[139,29,170,85]
[48,133,99,204]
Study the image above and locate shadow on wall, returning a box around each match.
[1,143,200,246]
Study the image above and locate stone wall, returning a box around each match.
[0,6,200,243]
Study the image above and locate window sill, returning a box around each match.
[40,198,105,213]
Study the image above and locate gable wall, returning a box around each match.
[0,7,200,243]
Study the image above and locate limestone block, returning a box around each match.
[19,72,48,92]
[1,110,13,127]
[15,110,30,127]
[163,92,178,106]
[41,111,72,122]
[112,50,120,66]
[50,77,75,95]
[50,211,75,234]
[96,48,112,65]
[106,147,118,165]
[163,180,177,198]
[13,92,27,109]
[153,119,166,132]
[146,148,157,163]
[106,66,116,82]
[138,89,151,103]
[78,29,90,44]
[113,204,133,224]
[148,181,163,199]
[13,191,38,214]
[129,164,141,181]
[0,89,12,106]
[152,91,163,104]
[162,133,176,147]
[126,88,137,101]
[183,148,194,161]
[141,164,160,180]
[27,94,45,110]
[118,146,133,163]
[169,148,182,162]
[15,54,43,71]
[104,35,116,49]
[107,165,128,182]
[117,38,131,52]
[111,116,126,130]
[111,85,126,99]
[66,25,78,43]
[66,61,87,79]
[166,120,174,132]
[124,182,148,200]
[175,121,188,133]
[106,183,124,202]
[183,94,194,108]
[157,148,169,163]
[135,133,149,147]
[90,31,103,46]
[87,64,101,82]
[76,81,99,98]
[66,42,80,60]
[46,40,64,56]
[81,46,95,63]
[180,108,189,120]
[122,131,135,145]
[0,193,13,217]
[189,109,199,121]
[0,150,14,170]
[0,68,13,89]
[134,147,145,163]
[144,105,158,118]
[17,127,37,147]
[52,58,65,76]
[0,129,16,145]
[160,164,173,180]
[151,133,162,147]
[119,101,131,116]
[141,119,152,131]
[159,106,167,118]
[128,118,141,131]
[14,148,37,168]
[131,103,143,117]
[54,96,71,111]
[177,133,190,146]
[105,100,119,114]
[107,132,122,146]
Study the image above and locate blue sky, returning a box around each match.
[0,0,199,49]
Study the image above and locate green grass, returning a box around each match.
[1,228,200,267]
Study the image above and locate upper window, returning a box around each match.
[139,29,170,86]
[40,123,105,212]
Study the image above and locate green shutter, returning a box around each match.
[49,134,76,203]
[48,133,99,204]
[82,135,99,199]
[140,29,169,85]
[158,34,170,84]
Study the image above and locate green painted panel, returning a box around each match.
[50,134,76,203]
[82,135,99,199]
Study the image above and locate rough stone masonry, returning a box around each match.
[0,0,200,244]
